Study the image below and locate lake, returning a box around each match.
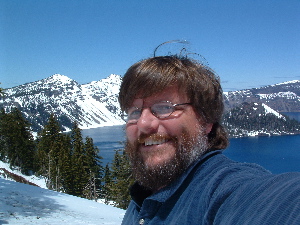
[281,112,300,122]
[225,135,300,173]
[82,125,300,174]
[82,126,126,166]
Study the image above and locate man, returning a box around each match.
[119,55,300,224]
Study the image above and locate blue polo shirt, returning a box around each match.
[122,150,300,224]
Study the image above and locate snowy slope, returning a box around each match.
[0,160,124,224]
[0,178,124,225]
[261,103,285,119]
[0,161,47,189]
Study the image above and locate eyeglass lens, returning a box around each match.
[126,102,175,123]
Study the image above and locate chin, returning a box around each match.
[143,156,174,170]
[140,146,176,168]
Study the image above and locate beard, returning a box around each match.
[125,127,209,192]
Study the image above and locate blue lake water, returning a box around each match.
[281,112,300,122]
[225,135,300,173]
[82,124,300,174]
[82,126,126,166]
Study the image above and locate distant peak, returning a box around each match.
[46,74,74,83]
[98,74,121,83]
[273,80,300,86]
[105,74,121,81]
[50,74,69,78]
[107,74,120,78]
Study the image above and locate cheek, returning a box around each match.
[126,125,137,144]
[176,119,203,140]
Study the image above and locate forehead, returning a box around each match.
[132,85,188,107]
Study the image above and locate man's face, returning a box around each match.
[125,86,212,191]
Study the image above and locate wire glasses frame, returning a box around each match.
[122,101,192,124]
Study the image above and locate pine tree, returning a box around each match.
[57,134,73,193]
[1,108,35,175]
[36,114,64,188]
[0,108,8,162]
[36,118,105,199]
[69,122,89,197]
[80,136,102,200]
[109,149,134,209]
[102,163,113,204]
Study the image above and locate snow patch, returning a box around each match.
[0,178,124,224]
[0,160,124,224]
[262,103,285,119]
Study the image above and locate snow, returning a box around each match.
[1,73,126,131]
[257,91,299,100]
[0,161,47,189]
[272,80,300,86]
[262,103,285,119]
[0,162,125,224]
[50,74,73,83]
[0,179,125,224]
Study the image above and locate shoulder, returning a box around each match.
[190,151,272,187]
[191,151,300,201]
[191,151,300,224]
[212,171,300,224]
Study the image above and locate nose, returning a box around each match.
[136,108,159,134]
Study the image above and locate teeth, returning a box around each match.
[144,138,167,146]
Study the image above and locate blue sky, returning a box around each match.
[1,0,299,91]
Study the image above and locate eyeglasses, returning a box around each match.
[123,101,192,124]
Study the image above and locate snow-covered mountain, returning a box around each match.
[224,80,300,112]
[222,80,300,137]
[1,74,125,131]
[223,101,300,137]
[0,74,299,133]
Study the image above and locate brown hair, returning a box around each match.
[119,55,228,150]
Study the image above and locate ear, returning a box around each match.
[204,123,213,135]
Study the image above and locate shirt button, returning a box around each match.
[139,218,145,224]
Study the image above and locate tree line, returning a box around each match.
[223,102,300,137]
[0,108,134,210]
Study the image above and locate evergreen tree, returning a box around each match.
[36,118,104,199]
[102,163,113,204]
[36,114,64,188]
[0,108,8,161]
[0,108,35,175]
[109,149,134,209]
[82,136,104,200]
[57,134,73,193]
[69,122,89,197]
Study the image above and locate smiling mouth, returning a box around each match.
[144,137,168,146]
[138,134,171,146]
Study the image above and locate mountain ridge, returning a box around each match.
[223,80,300,112]
[1,74,300,136]
[1,74,124,131]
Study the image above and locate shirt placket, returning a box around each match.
[137,199,162,225]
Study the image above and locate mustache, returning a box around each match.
[137,133,177,144]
